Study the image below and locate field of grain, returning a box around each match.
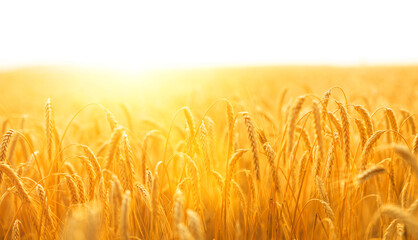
[0,66,418,239]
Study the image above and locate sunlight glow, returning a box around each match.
[1,1,418,72]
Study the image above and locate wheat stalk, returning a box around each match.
[120,190,131,240]
[296,126,312,151]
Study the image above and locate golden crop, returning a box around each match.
[0,66,418,239]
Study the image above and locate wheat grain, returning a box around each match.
[186,155,202,214]
[199,122,211,175]
[324,135,336,182]
[105,126,124,170]
[0,129,15,183]
[321,90,331,123]
[12,219,20,240]
[36,184,53,233]
[354,105,374,137]
[241,112,260,180]
[385,108,398,142]
[122,133,135,192]
[225,149,248,213]
[45,98,54,162]
[150,173,159,236]
[173,189,185,238]
[187,209,204,240]
[393,145,418,178]
[316,176,329,203]
[354,118,367,148]
[356,165,386,186]
[99,177,110,236]
[413,134,418,155]
[136,183,151,210]
[117,146,129,191]
[105,108,119,131]
[210,170,224,190]
[73,173,87,204]
[79,156,96,201]
[81,145,102,181]
[178,222,194,240]
[337,101,350,167]
[226,100,235,158]
[263,141,280,193]
[296,126,312,151]
[313,101,325,164]
[204,116,215,166]
[360,130,385,169]
[319,199,335,221]
[287,96,305,155]
[380,204,418,237]
[183,107,196,154]
[0,163,31,203]
[65,175,80,205]
[400,109,416,135]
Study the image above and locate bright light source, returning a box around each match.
[1,1,418,72]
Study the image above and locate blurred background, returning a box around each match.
[0,1,417,116]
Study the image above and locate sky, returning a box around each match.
[1,1,418,72]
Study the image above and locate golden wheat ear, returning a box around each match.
[240,112,260,180]
[287,96,306,155]
[45,98,55,163]
[12,219,21,240]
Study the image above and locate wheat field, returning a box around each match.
[0,66,418,239]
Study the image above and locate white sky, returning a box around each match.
[1,1,418,72]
